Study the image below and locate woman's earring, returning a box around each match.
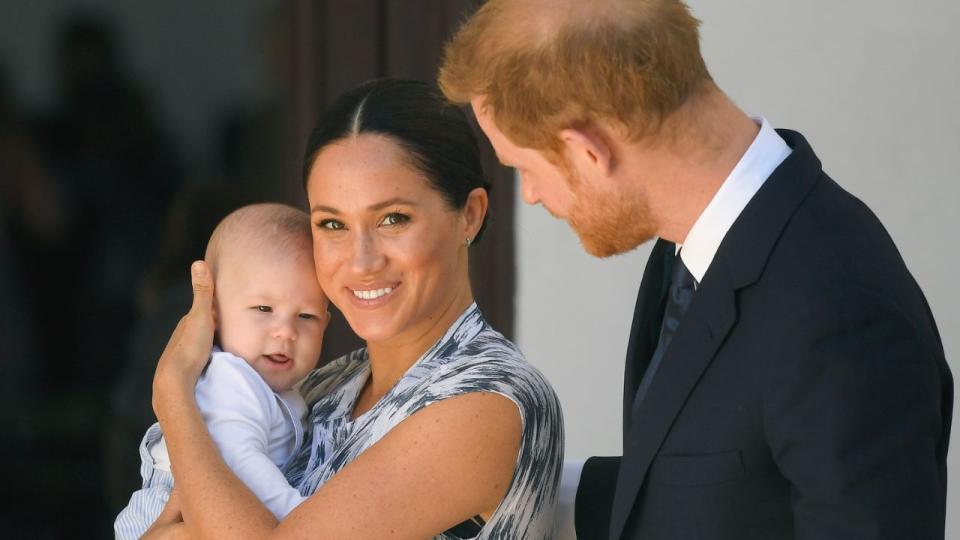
[465,236,473,248]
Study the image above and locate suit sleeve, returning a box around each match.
[196,354,307,520]
[764,287,949,538]
[574,456,621,539]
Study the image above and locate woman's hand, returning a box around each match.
[142,490,189,540]
[141,522,189,540]
[153,261,216,421]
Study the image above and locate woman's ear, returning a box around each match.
[462,187,489,244]
[559,125,614,178]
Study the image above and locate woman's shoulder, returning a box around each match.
[424,324,560,413]
[297,349,368,405]
[423,322,564,539]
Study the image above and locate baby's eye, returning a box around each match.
[380,212,410,227]
[298,313,317,320]
[255,305,273,313]
[317,219,345,231]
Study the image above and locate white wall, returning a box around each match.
[515,0,960,531]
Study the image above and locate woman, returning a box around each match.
[147,79,563,539]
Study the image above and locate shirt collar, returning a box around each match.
[676,117,792,285]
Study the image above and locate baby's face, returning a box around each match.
[214,251,328,393]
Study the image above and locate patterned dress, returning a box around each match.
[284,304,564,539]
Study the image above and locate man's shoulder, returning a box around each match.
[771,175,912,293]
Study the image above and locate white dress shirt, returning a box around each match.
[555,117,791,538]
[677,117,792,282]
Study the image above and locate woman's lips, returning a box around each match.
[347,282,401,308]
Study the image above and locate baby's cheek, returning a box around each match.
[305,328,326,356]
[216,327,240,356]
[217,320,262,362]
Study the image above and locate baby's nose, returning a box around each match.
[272,319,297,341]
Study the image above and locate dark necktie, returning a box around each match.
[631,251,697,419]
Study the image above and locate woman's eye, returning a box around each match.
[318,219,345,231]
[255,305,273,313]
[381,212,410,227]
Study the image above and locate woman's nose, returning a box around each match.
[350,231,386,275]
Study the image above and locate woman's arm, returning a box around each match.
[154,262,522,539]
[141,490,189,540]
[277,391,521,538]
[153,262,277,536]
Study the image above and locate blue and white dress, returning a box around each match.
[284,303,564,539]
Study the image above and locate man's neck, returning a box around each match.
[625,90,759,245]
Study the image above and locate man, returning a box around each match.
[439,1,951,538]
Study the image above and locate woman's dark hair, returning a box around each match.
[302,78,491,242]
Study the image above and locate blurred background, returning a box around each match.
[1,1,957,538]
[0,1,514,537]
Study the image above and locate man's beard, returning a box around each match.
[565,177,657,258]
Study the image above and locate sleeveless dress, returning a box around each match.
[284,304,564,539]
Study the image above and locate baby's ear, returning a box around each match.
[211,302,222,349]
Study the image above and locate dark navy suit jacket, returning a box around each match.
[575,130,952,540]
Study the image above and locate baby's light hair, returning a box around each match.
[205,203,313,278]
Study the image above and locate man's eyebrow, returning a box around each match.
[310,197,419,214]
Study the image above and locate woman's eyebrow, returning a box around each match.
[310,204,339,214]
[311,197,419,214]
[369,197,418,211]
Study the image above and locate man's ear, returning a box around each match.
[559,126,614,178]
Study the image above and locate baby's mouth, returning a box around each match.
[264,353,292,365]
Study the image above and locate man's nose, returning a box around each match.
[519,172,540,205]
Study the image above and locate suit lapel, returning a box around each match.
[621,239,674,434]
[607,129,824,539]
[609,268,738,539]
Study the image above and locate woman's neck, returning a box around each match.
[355,286,474,416]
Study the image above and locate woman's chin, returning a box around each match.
[341,315,399,345]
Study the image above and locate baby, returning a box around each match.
[115,203,328,539]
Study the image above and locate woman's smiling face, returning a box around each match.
[306,134,473,348]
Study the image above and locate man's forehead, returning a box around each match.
[468,99,502,139]
[469,96,489,119]
[467,96,530,167]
